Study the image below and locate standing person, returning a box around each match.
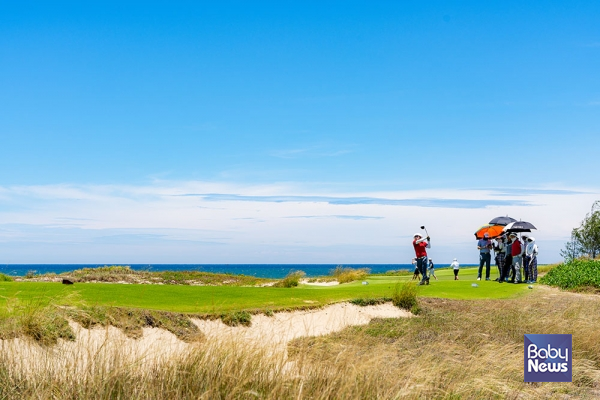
[510,233,523,283]
[428,259,437,280]
[504,235,514,282]
[526,237,539,283]
[412,233,431,285]
[521,235,529,282]
[477,233,493,281]
[450,258,460,280]
[411,258,420,280]
[494,235,506,282]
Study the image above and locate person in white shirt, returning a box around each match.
[450,258,460,280]
[525,237,539,283]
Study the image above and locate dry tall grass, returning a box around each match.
[1,287,599,399]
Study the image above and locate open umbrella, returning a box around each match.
[503,221,537,233]
[488,216,517,226]
[474,224,505,239]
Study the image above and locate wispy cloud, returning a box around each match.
[181,193,531,209]
[472,188,589,197]
[0,181,597,263]
[284,215,384,220]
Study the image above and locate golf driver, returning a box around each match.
[420,225,430,239]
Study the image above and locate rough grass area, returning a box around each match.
[0,298,75,345]
[0,273,13,282]
[0,295,204,344]
[391,281,420,314]
[289,288,600,399]
[330,266,370,283]
[540,259,600,292]
[66,306,204,342]
[1,288,598,399]
[15,265,273,286]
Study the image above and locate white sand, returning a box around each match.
[193,302,409,351]
[0,302,410,375]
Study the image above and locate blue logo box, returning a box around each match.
[524,334,572,382]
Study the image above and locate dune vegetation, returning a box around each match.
[0,266,598,399]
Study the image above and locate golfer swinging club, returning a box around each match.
[412,232,431,285]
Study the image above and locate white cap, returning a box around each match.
[414,233,422,238]
[453,258,457,261]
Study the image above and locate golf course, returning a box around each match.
[0,267,528,314]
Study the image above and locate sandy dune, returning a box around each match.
[0,302,410,375]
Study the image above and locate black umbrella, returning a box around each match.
[503,221,537,233]
[488,216,517,226]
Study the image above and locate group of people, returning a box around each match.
[411,230,538,284]
[477,232,539,284]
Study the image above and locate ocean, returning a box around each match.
[0,264,454,279]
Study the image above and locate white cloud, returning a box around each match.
[0,181,597,264]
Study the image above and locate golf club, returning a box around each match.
[420,225,430,238]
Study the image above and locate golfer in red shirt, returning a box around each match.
[413,233,431,285]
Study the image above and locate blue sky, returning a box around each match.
[1,1,599,264]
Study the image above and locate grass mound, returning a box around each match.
[331,266,370,283]
[18,265,272,286]
[540,259,600,291]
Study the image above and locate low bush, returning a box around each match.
[540,259,600,291]
[330,266,370,284]
[0,273,13,282]
[274,270,306,288]
[391,282,420,314]
[221,311,252,327]
[349,297,391,307]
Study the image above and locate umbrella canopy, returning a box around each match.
[503,221,537,233]
[488,216,517,226]
[474,224,505,239]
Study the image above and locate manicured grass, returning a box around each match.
[0,267,529,314]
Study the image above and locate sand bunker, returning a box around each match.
[193,302,409,351]
[1,302,410,375]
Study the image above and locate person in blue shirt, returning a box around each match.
[477,233,493,281]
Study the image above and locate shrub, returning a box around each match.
[274,270,306,288]
[540,259,600,290]
[349,297,391,307]
[330,266,370,284]
[392,282,420,314]
[0,273,13,282]
[221,311,252,327]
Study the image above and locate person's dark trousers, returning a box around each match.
[502,255,513,281]
[417,256,428,284]
[453,269,459,279]
[523,256,531,282]
[478,253,491,279]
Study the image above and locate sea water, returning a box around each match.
[0,264,462,279]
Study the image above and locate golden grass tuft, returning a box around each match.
[331,266,370,283]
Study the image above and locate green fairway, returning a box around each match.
[0,267,529,314]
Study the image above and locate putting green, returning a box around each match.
[0,267,530,314]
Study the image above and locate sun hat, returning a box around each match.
[453,258,457,261]
[483,233,489,237]
[528,237,535,241]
